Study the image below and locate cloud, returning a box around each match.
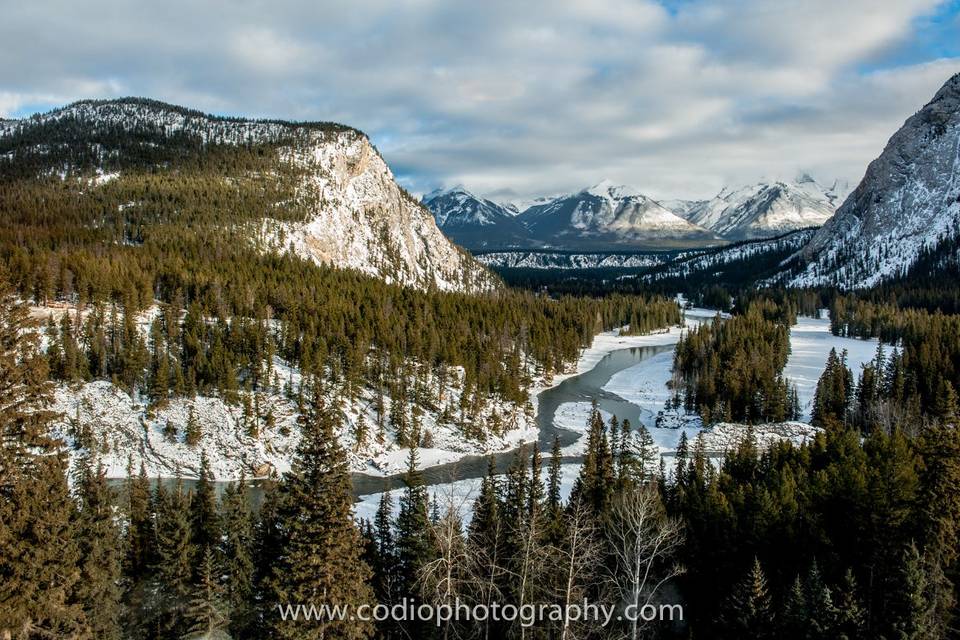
[0,0,957,199]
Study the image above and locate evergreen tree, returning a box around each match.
[570,406,615,513]
[394,447,433,603]
[720,557,772,639]
[0,288,87,639]
[191,449,220,557]
[183,547,229,640]
[832,568,866,640]
[72,455,123,640]
[152,478,195,638]
[267,385,374,639]
[779,575,808,640]
[370,489,398,605]
[221,474,255,638]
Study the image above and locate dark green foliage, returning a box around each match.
[152,479,194,638]
[719,557,772,639]
[72,456,123,640]
[811,348,853,427]
[673,300,794,424]
[184,547,229,640]
[394,448,433,603]
[0,289,87,638]
[221,474,256,638]
[265,385,374,639]
[570,405,616,513]
[190,449,220,556]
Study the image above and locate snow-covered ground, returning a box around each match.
[553,403,613,456]
[51,302,700,480]
[54,355,540,480]
[699,421,821,453]
[782,315,879,421]
[596,312,878,461]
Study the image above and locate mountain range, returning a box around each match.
[425,176,848,250]
[4,72,959,294]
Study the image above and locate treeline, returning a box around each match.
[673,300,799,424]
[829,297,960,420]
[2,277,689,639]
[5,269,960,638]
[668,419,960,638]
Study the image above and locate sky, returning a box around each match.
[1,0,959,201]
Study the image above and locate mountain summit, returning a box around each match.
[423,186,530,249]
[0,98,495,292]
[516,181,718,249]
[677,178,845,241]
[789,73,960,288]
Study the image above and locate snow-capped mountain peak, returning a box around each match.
[516,182,718,249]
[583,179,645,201]
[423,185,533,249]
[681,178,841,240]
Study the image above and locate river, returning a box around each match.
[137,308,721,507]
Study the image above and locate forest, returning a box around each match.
[4,279,959,638]
[2,102,960,640]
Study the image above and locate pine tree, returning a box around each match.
[221,473,255,638]
[122,459,154,637]
[371,489,397,604]
[191,449,220,557]
[185,407,202,446]
[267,385,374,639]
[546,436,563,533]
[570,406,615,513]
[0,288,87,639]
[394,447,433,603]
[183,547,229,640]
[779,575,808,640]
[890,543,942,640]
[72,455,123,640]
[152,477,195,638]
[832,568,865,640]
[721,557,772,639]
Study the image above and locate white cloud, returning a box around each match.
[0,0,956,199]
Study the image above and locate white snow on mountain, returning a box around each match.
[680,178,840,240]
[642,229,815,282]
[3,99,496,294]
[476,250,670,270]
[789,73,960,289]
[519,181,718,246]
[423,185,516,227]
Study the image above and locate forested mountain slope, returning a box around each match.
[0,98,495,292]
[0,97,683,478]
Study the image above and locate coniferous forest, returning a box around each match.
[2,98,960,640]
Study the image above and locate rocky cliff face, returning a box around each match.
[790,73,960,288]
[262,131,497,292]
[1,98,496,293]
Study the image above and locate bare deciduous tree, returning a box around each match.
[420,483,472,640]
[549,502,602,640]
[605,486,685,640]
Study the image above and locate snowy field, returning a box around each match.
[783,315,879,421]
[597,313,877,458]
